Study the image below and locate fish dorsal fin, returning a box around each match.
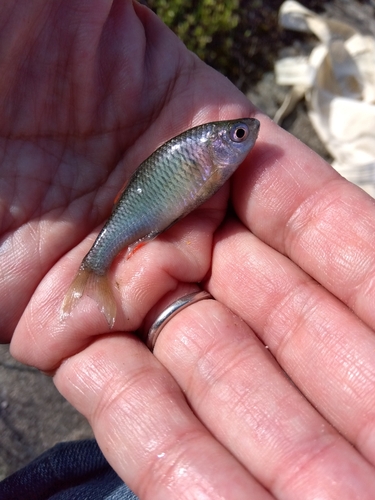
[113,179,129,208]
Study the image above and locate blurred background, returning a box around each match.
[1,0,374,481]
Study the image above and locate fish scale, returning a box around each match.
[61,117,260,327]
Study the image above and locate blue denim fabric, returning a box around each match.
[0,439,139,500]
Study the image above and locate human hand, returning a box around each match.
[5,1,375,499]
[0,0,245,342]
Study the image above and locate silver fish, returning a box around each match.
[61,118,260,327]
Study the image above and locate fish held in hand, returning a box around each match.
[61,118,260,327]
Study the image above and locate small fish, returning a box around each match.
[61,117,260,327]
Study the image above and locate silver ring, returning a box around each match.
[147,290,212,351]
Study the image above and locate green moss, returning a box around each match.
[147,0,239,61]
[146,0,324,91]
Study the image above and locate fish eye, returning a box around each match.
[230,123,249,142]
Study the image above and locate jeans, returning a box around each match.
[0,439,139,500]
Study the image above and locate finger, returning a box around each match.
[233,117,375,331]
[54,335,273,500]
[151,298,375,499]
[207,218,375,467]
[10,191,228,370]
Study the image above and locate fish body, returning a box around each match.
[61,118,260,327]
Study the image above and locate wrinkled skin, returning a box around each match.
[2,1,375,498]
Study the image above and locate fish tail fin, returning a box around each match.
[60,266,117,328]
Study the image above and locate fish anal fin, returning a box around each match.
[125,241,147,260]
[125,214,190,260]
[125,231,160,260]
[60,266,117,329]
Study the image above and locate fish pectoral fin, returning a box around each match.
[194,169,224,205]
[60,266,117,329]
[125,230,161,260]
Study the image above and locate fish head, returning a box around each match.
[208,118,260,171]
